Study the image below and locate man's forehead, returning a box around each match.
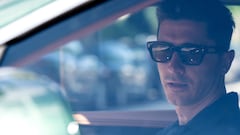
[158,19,215,46]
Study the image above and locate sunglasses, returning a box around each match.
[147,41,226,65]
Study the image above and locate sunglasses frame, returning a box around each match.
[147,41,226,65]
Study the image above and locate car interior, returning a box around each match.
[0,0,239,135]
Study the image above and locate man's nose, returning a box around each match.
[167,52,185,74]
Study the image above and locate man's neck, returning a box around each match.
[175,101,208,125]
[175,90,226,125]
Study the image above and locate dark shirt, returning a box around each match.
[157,92,240,135]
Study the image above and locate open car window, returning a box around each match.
[21,2,172,112]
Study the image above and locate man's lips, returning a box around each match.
[165,81,188,90]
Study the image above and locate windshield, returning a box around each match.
[0,0,54,28]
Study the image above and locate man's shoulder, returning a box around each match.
[154,111,240,135]
[155,123,240,135]
[213,125,240,135]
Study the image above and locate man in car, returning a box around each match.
[147,0,240,134]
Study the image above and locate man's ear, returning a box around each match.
[222,50,235,74]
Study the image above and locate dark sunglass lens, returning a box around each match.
[180,47,204,65]
[152,46,172,63]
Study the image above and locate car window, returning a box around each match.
[20,4,240,112]
[22,5,167,111]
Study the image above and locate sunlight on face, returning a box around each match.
[157,20,226,106]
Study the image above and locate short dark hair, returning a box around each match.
[156,0,235,50]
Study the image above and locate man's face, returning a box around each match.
[157,19,229,106]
